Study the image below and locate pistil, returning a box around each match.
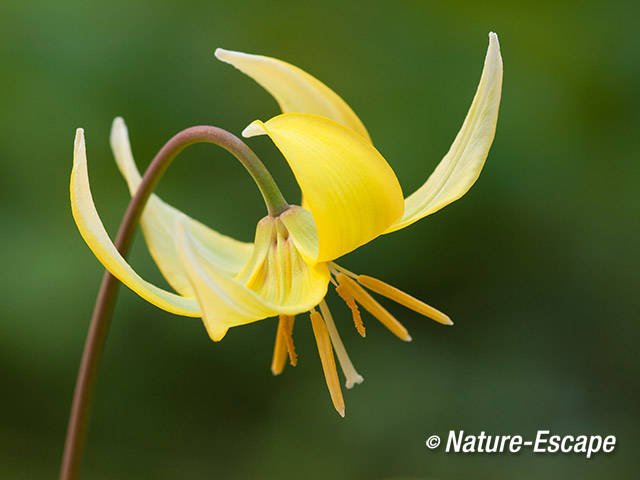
[319,301,364,389]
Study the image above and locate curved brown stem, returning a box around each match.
[59,126,288,480]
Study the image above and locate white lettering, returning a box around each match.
[509,436,523,453]
[561,435,574,453]
[436,431,616,457]
[446,430,463,452]
[534,430,549,453]
[586,436,602,459]
[602,436,616,453]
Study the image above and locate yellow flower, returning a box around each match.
[71,33,502,416]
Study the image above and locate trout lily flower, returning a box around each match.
[71,33,502,416]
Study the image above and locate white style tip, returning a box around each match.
[345,373,364,389]
[109,116,128,146]
[74,128,85,160]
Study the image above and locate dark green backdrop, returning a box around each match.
[1,0,638,478]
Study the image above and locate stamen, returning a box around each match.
[357,275,453,326]
[336,273,412,342]
[281,315,298,366]
[329,262,358,279]
[319,300,364,389]
[270,315,297,375]
[270,316,288,375]
[335,284,366,337]
[309,309,345,417]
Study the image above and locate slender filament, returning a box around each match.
[319,300,363,389]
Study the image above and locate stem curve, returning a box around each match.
[60,126,287,480]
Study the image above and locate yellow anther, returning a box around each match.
[310,310,345,417]
[357,275,452,326]
[335,283,366,337]
[271,316,288,375]
[281,315,297,366]
[271,315,297,375]
[336,273,411,342]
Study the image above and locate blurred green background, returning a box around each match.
[1,0,638,478]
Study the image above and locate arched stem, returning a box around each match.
[60,126,287,480]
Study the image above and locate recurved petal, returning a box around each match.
[215,48,371,142]
[386,32,503,233]
[70,129,201,317]
[175,217,273,341]
[110,118,253,298]
[243,114,404,263]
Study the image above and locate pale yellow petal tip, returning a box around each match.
[73,129,85,166]
[214,47,247,63]
[214,47,231,62]
[176,215,229,343]
[337,408,345,418]
[208,327,229,342]
[488,32,502,59]
[203,309,229,341]
[404,333,413,342]
[74,128,85,150]
[242,120,267,138]
[443,316,454,326]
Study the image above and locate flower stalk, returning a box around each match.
[60,126,286,480]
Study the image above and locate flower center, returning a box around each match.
[234,207,329,310]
